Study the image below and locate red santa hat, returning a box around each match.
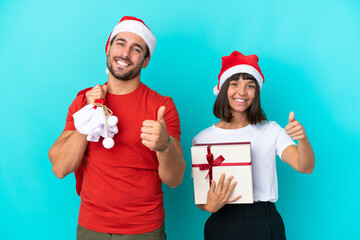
[105,16,156,56]
[214,51,265,95]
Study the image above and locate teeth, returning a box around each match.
[234,99,246,103]
[116,61,129,67]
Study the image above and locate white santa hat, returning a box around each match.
[105,16,156,56]
[214,51,265,95]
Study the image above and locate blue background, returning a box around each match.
[1,0,359,239]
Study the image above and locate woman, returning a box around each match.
[192,51,315,240]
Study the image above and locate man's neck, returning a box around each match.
[107,75,141,95]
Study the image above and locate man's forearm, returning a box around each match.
[157,138,185,188]
[48,130,88,179]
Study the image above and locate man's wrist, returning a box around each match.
[157,137,173,152]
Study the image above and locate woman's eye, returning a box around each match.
[248,85,255,89]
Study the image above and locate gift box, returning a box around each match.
[191,142,253,204]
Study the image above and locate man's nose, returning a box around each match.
[119,47,131,59]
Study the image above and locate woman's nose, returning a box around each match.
[237,86,247,96]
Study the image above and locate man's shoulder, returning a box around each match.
[67,86,91,109]
[76,82,107,97]
[76,87,93,97]
[142,83,173,102]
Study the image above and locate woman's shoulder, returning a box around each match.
[192,125,218,145]
[251,121,283,135]
[253,121,287,138]
[255,120,281,129]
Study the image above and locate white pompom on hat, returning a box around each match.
[214,51,265,95]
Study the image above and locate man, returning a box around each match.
[48,16,185,239]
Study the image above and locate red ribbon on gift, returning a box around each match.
[192,145,251,186]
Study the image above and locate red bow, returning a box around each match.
[196,146,225,186]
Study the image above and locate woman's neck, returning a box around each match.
[216,111,250,129]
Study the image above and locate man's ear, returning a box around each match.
[142,56,150,69]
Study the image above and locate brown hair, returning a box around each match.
[213,73,267,124]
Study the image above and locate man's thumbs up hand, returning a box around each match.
[141,106,170,151]
[285,112,306,140]
[157,106,166,123]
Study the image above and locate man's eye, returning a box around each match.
[117,42,124,46]
[133,48,141,53]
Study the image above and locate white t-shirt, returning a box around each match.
[192,121,296,203]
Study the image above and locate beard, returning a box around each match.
[107,56,143,81]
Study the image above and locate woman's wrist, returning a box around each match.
[204,203,219,213]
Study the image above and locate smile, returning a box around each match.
[116,60,130,67]
[234,98,246,103]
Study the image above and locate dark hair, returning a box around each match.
[213,73,267,124]
[110,35,150,59]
